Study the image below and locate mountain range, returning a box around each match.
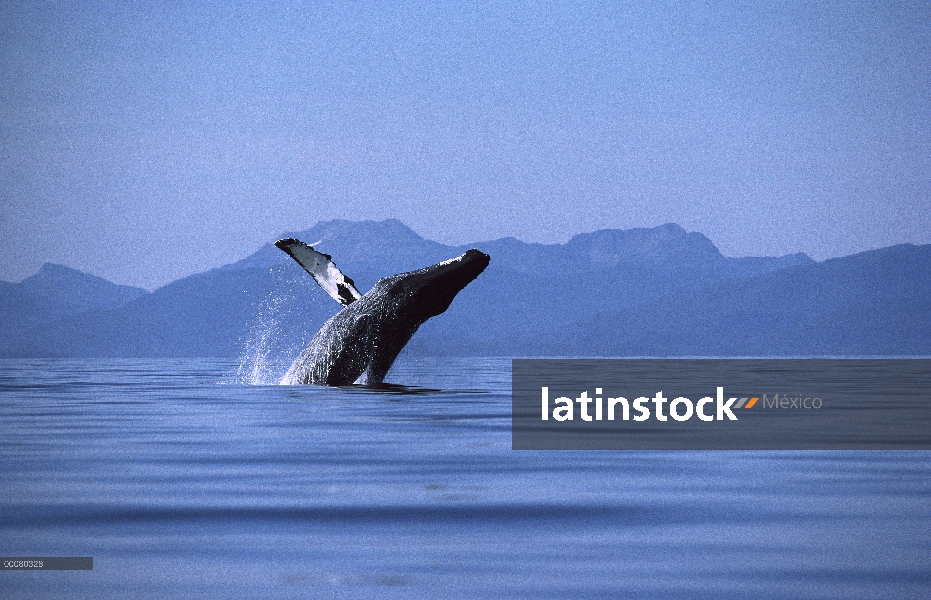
[2,219,929,360]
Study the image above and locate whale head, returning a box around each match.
[377,249,490,324]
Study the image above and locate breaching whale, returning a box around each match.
[275,238,489,386]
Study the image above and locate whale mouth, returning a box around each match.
[426,249,490,281]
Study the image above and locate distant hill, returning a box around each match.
[2,220,928,360]
[0,264,148,356]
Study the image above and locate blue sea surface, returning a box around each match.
[0,357,928,599]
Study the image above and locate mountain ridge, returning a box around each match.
[2,220,927,360]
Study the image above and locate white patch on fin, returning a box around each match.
[275,238,363,306]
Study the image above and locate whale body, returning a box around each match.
[276,240,489,386]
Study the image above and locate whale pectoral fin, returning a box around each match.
[275,238,363,306]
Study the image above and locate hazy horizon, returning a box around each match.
[3,2,929,289]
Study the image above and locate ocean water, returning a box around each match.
[0,357,928,599]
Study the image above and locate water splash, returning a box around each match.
[237,269,316,385]
[278,309,369,385]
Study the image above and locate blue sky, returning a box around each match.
[2,1,929,289]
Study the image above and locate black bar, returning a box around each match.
[2,557,93,570]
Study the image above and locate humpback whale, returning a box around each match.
[275,238,489,385]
